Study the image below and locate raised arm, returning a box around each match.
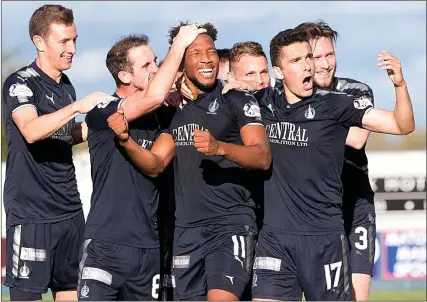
[121,25,207,122]
[362,51,415,135]
[107,109,175,177]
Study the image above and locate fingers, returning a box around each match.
[196,28,207,34]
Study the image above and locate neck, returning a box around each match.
[184,73,210,100]
[115,85,139,98]
[283,84,303,104]
[36,56,62,84]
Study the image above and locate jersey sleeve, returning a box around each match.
[344,84,375,107]
[225,90,263,129]
[154,105,176,140]
[2,74,38,114]
[328,94,374,128]
[85,97,124,130]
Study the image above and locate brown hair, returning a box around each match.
[294,20,339,45]
[106,34,150,86]
[230,41,266,69]
[29,4,74,40]
[270,29,309,67]
[168,21,218,45]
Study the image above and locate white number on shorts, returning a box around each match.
[324,261,342,290]
[151,274,160,299]
[355,226,368,250]
[231,235,246,258]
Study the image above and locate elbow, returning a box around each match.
[349,139,366,150]
[143,161,165,178]
[259,150,272,171]
[23,131,38,144]
[401,124,415,135]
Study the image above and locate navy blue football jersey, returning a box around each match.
[85,96,175,248]
[255,87,373,234]
[2,61,81,229]
[170,81,264,228]
[332,77,375,219]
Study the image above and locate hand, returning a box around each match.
[74,92,117,114]
[193,129,221,156]
[173,24,207,48]
[222,79,259,94]
[107,107,129,142]
[178,76,194,100]
[377,51,405,87]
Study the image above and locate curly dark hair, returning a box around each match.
[168,21,217,45]
[270,29,309,67]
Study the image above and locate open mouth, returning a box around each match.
[61,55,73,61]
[198,68,214,78]
[302,76,313,90]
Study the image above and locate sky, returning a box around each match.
[1,1,426,125]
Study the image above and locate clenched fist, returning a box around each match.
[107,107,129,142]
[193,129,221,156]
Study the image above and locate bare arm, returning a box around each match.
[121,25,207,122]
[71,121,88,145]
[12,92,113,144]
[362,52,415,135]
[119,134,176,177]
[345,127,370,149]
[193,125,271,170]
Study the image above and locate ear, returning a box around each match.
[227,71,234,82]
[33,35,45,52]
[118,71,132,84]
[272,66,284,80]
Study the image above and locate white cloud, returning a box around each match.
[66,49,111,84]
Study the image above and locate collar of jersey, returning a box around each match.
[193,80,221,102]
[31,61,63,87]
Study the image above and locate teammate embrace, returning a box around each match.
[2,4,415,302]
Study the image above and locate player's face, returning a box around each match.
[230,55,270,89]
[128,45,159,91]
[310,36,336,88]
[278,42,314,100]
[184,34,219,92]
[217,60,229,80]
[44,23,77,71]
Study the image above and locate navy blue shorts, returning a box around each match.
[77,239,160,301]
[4,211,84,293]
[346,213,376,276]
[252,229,353,301]
[172,224,257,300]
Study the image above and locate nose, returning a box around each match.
[200,51,212,64]
[317,57,329,70]
[67,41,76,55]
[151,62,159,75]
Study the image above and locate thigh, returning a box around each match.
[298,234,353,301]
[172,227,206,300]
[52,212,85,292]
[77,239,128,301]
[348,213,376,276]
[4,223,56,294]
[121,248,161,301]
[205,224,256,299]
[251,230,302,301]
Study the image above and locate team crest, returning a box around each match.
[19,262,30,279]
[267,103,275,116]
[207,98,219,114]
[80,282,89,298]
[304,104,315,119]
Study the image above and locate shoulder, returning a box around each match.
[335,77,372,94]
[3,66,40,99]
